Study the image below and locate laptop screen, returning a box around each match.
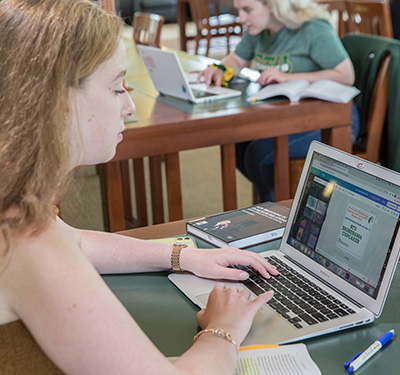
[287,151,400,300]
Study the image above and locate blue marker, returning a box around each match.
[344,330,395,373]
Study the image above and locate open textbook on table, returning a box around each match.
[168,343,321,375]
[248,79,360,103]
[236,344,321,375]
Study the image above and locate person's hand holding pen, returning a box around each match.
[344,330,395,373]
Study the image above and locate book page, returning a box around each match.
[249,80,310,102]
[236,344,321,375]
[298,79,360,103]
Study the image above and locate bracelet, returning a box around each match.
[193,328,238,353]
[209,63,235,87]
[171,244,187,271]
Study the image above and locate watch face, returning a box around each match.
[149,235,196,248]
[174,241,187,246]
[174,236,193,247]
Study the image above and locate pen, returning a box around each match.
[344,329,395,373]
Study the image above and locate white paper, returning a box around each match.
[235,344,321,375]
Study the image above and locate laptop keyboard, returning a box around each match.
[236,255,356,329]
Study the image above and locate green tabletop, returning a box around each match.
[103,240,400,374]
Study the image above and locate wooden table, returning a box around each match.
[102,42,352,232]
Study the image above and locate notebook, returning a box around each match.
[169,141,400,345]
[136,45,242,104]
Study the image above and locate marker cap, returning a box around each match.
[378,329,394,347]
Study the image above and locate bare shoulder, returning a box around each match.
[2,217,82,272]
[0,219,175,373]
[0,219,85,323]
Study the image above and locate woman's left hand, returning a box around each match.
[257,68,289,86]
[180,247,279,281]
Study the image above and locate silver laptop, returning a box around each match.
[169,141,400,345]
[136,45,242,104]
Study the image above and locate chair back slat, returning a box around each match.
[133,12,164,48]
[89,0,116,14]
[189,0,208,22]
[103,0,116,13]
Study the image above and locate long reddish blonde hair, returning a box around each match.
[0,0,122,250]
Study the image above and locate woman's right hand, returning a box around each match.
[197,52,248,88]
[196,283,274,347]
[198,66,225,87]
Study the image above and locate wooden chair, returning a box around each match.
[91,0,153,229]
[346,0,393,37]
[188,0,242,56]
[287,34,391,198]
[89,0,132,229]
[350,60,390,162]
[131,12,166,227]
[133,12,164,47]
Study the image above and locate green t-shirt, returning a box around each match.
[235,19,348,73]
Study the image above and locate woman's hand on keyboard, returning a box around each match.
[196,283,274,347]
[180,247,279,281]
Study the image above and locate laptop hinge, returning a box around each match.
[284,255,364,309]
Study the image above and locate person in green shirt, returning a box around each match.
[200,0,360,202]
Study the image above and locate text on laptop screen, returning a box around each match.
[287,152,400,299]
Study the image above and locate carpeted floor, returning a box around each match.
[60,24,252,231]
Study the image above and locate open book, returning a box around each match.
[248,79,360,103]
[170,344,322,374]
[236,344,321,375]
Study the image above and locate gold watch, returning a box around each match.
[171,243,187,271]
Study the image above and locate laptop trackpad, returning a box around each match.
[195,293,210,307]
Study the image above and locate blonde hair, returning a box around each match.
[262,0,331,29]
[0,0,122,244]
